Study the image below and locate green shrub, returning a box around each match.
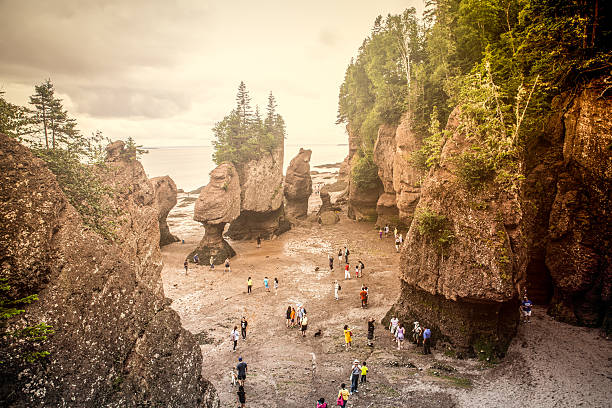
[454,147,495,190]
[414,207,454,254]
[351,154,380,191]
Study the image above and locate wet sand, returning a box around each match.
[161,178,611,407]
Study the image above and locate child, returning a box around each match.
[224,258,231,273]
[274,277,279,295]
[316,397,327,408]
[378,228,383,239]
[337,384,349,407]
[264,276,270,292]
[355,264,360,278]
[290,307,296,328]
[343,325,353,350]
[344,263,350,280]
[360,361,368,383]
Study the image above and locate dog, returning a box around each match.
[314,329,322,338]
[314,266,320,271]
[230,370,237,386]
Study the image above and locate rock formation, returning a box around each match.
[284,148,312,219]
[150,175,180,246]
[188,162,241,265]
[226,146,290,239]
[0,135,219,407]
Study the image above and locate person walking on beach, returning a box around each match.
[423,327,432,354]
[412,321,422,345]
[224,258,231,273]
[384,224,389,237]
[378,228,383,239]
[231,326,240,351]
[236,356,247,386]
[359,260,365,277]
[394,226,398,239]
[256,235,261,248]
[355,264,360,278]
[343,325,353,350]
[329,254,334,271]
[237,385,246,407]
[360,287,368,308]
[334,280,341,300]
[290,307,296,328]
[300,314,308,337]
[344,263,350,280]
[350,360,361,394]
[337,384,349,407]
[395,236,401,252]
[183,260,188,274]
[264,276,270,292]
[344,246,350,264]
[296,306,303,327]
[367,317,375,347]
[286,306,292,328]
[209,255,214,269]
[389,316,399,336]
[399,233,403,244]
[396,323,405,350]
[338,249,343,264]
[521,295,533,323]
[240,317,248,340]
[360,361,368,383]
[193,254,199,264]
[274,277,279,295]
[247,277,253,294]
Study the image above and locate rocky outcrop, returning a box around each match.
[373,124,400,226]
[227,146,290,239]
[150,176,180,246]
[0,135,218,407]
[188,163,241,265]
[284,148,312,219]
[386,108,522,356]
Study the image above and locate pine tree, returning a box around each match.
[235,81,252,128]
[28,79,54,149]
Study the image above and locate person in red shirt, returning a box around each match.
[360,288,368,308]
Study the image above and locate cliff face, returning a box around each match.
[227,146,290,239]
[386,77,612,354]
[0,136,219,407]
[284,148,312,219]
[150,175,180,247]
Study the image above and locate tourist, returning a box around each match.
[301,313,308,337]
[360,287,368,308]
[360,361,368,383]
[394,226,398,239]
[224,258,231,273]
[183,260,188,274]
[296,305,303,326]
[193,253,199,264]
[334,280,341,300]
[316,397,327,408]
[412,321,422,345]
[237,385,246,407]
[350,359,361,394]
[231,326,240,351]
[240,317,248,340]
[247,276,253,294]
[344,246,350,264]
[367,318,375,347]
[395,236,400,252]
[359,260,365,277]
[328,254,334,271]
[378,228,383,239]
[337,383,349,407]
[423,327,432,354]
[290,307,296,327]
[389,316,399,336]
[338,249,343,264]
[286,306,292,328]
[264,276,270,292]
[209,255,214,269]
[384,224,389,237]
[521,295,533,323]
[256,235,261,248]
[355,264,360,278]
[396,323,405,350]
[399,233,403,244]
[236,356,247,386]
[274,277,279,295]
[343,325,353,350]
[344,263,350,280]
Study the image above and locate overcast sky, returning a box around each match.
[0,0,425,147]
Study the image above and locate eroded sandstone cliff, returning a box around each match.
[150,175,180,247]
[284,148,312,220]
[0,136,219,407]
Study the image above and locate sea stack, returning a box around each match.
[150,175,180,246]
[189,162,241,264]
[284,148,313,220]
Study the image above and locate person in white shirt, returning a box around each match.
[389,316,399,336]
[231,326,240,351]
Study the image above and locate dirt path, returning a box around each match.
[161,208,612,408]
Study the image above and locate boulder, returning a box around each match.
[189,162,241,265]
[150,175,180,246]
[284,148,312,219]
[0,135,219,407]
[318,210,340,225]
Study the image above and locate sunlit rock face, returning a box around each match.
[188,162,240,265]
[0,135,219,407]
[284,148,312,220]
[151,175,180,247]
[227,145,290,239]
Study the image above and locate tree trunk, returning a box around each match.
[42,101,48,149]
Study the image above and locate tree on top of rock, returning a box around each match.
[213,83,285,166]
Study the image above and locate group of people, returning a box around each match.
[378,224,404,250]
[246,276,278,295]
[230,317,249,351]
[286,304,308,336]
[389,316,432,354]
[315,360,369,407]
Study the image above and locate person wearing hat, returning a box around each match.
[236,356,247,387]
[350,359,362,394]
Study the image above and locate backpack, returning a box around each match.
[338,285,341,291]
[361,262,365,270]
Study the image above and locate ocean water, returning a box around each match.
[141,144,347,191]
